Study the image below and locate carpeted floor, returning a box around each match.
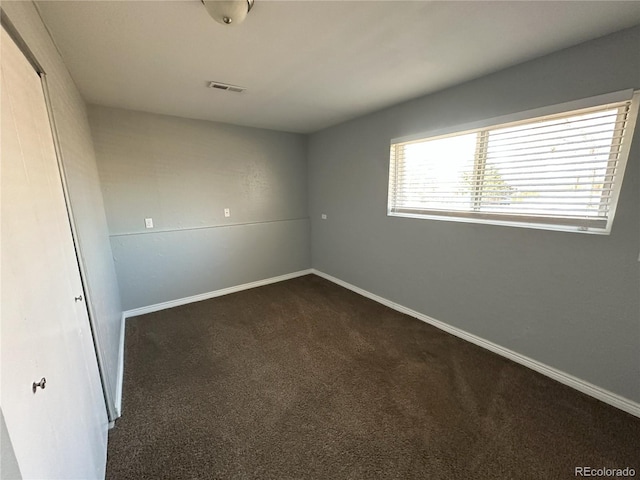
[106,274,640,479]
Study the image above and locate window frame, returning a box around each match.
[387,90,639,235]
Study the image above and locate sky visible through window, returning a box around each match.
[398,107,620,217]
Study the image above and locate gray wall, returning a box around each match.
[88,106,310,310]
[2,2,122,419]
[308,26,640,403]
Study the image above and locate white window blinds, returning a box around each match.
[388,92,639,233]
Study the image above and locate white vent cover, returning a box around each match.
[208,81,246,93]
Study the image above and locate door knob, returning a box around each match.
[32,377,46,393]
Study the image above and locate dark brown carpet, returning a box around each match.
[106,275,639,479]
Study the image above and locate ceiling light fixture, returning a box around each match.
[202,0,254,26]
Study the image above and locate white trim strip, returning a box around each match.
[388,211,609,235]
[109,217,309,238]
[311,269,640,418]
[115,269,314,417]
[114,267,639,419]
[113,312,126,421]
[122,269,313,319]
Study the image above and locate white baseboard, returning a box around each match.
[311,269,640,418]
[113,267,639,419]
[115,269,314,416]
[114,312,126,419]
[122,269,313,319]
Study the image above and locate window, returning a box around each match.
[388,91,639,234]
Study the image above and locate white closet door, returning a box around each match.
[1,26,107,479]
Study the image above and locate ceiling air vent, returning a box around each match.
[208,81,246,93]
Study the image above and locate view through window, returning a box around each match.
[388,93,639,233]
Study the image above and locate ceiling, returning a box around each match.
[36,1,640,134]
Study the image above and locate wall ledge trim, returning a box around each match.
[311,269,640,418]
[109,217,309,238]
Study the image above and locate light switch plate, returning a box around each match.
[144,218,153,229]
[321,214,327,220]
[224,208,230,218]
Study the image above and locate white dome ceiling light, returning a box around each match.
[202,0,255,26]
